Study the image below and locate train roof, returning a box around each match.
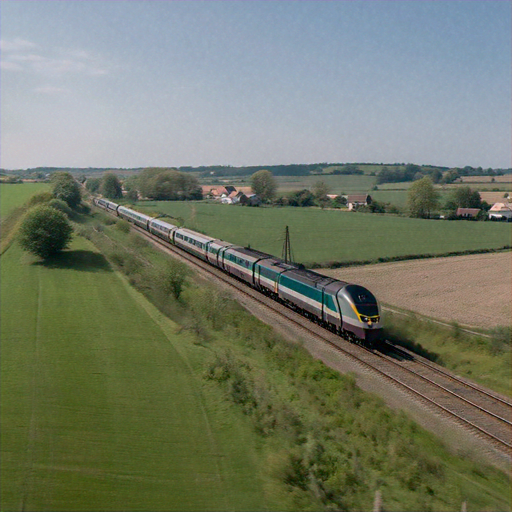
[176,227,215,242]
[281,267,348,289]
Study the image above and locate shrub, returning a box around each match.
[115,219,131,233]
[18,205,73,259]
[47,198,73,217]
[27,191,54,207]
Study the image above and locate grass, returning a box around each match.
[133,201,512,266]
[0,182,50,218]
[1,237,268,511]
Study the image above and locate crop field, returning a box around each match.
[135,201,512,266]
[0,182,49,217]
[1,238,267,511]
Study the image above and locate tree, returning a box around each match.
[312,180,331,208]
[445,186,482,211]
[288,189,315,207]
[250,170,277,203]
[137,168,201,200]
[51,172,81,209]
[101,173,123,199]
[85,177,101,193]
[18,205,73,259]
[406,176,439,218]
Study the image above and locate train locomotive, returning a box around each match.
[93,198,383,345]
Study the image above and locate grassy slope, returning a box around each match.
[136,201,511,265]
[1,238,267,511]
[0,183,50,218]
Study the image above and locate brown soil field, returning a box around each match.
[479,191,511,204]
[461,175,511,183]
[320,251,511,329]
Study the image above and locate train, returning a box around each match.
[93,198,383,345]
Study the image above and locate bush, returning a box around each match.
[18,205,73,259]
[115,219,131,233]
[47,198,73,217]
[27,191,54,207]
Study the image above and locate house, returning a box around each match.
[456,208,480,219]
[201,186,229,199]
[488,202,512,221]
[345,194,372,211]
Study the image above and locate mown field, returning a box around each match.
[135,201,512,266]
[1,237,267,511]
[0,182,49,218]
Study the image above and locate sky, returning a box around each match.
[1,0,510,170]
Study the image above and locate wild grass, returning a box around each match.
[134,201,512,266]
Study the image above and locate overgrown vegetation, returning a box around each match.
[75,209,511,511]
[383,312,511,396]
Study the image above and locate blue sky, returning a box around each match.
[1,0,510,169]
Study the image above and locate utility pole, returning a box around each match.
[281,225,294,264]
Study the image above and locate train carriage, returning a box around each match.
[254,257,296,296]
[277,269,340,324]
[174,228,215,260]
[106,201,120,214]
[219,246,263,284]
[149,218,178,243]
[117,206,153,229]
[94,198,109,209]
[336,285,382,342]
[206,240,234,268]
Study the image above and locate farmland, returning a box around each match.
[0,182,50,217]
[135,201,511,266]
[321,251,512,330]
[1,238,267,511]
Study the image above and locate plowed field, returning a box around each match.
[321,251,512,329]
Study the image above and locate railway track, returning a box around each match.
[122,220,512,460]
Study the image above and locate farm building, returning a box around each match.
[456,208,480,219]
[488,202,512,221]
[201,186,230,198]
[346,194,372,211]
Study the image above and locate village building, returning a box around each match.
[488,202,512,221]
[456,208,480,219]
[345,194,372,211]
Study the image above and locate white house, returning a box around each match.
[488,202,512,221]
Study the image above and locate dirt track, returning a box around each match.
[321,251,512,329]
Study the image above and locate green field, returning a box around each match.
[135,201,512,266]
[1,238,267,511]
[0,182,50,217]
[274,174,376,194]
